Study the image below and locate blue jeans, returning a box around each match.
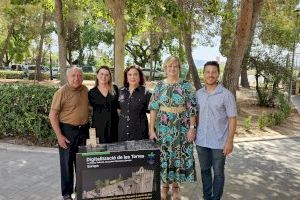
[196,146,226,200]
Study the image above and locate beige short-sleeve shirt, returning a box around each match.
[51,84,89,126]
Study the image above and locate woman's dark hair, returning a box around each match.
[123,65,145,87]
[94,66,115,95]
[204,61,220,73]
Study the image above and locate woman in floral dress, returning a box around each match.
[149,56,197,200]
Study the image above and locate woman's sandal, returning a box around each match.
[161,184,169,200]
[172,184,181,200]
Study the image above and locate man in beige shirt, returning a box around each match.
[49,67,89,200]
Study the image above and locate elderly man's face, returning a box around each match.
[67,68,83,89]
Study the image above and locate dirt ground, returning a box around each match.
[1,79,300,140]
[236,87,300,138]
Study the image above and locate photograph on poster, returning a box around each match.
[81,166,155,199]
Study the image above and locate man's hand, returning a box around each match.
[223,140,233,156]
[57,134,70,149]
[187,128,196,142]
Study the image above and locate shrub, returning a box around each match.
[258,93,291,128]
[83,73,96,80]
[277,93,290,118]
[28,72,50,80]
[268,112,285,126]
[0,83,58,145]
[243,116,252,131]
[268,93,290,126]
[57,72,96,80]
[258,112,268,129]
[0,70,24,79]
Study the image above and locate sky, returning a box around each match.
[193,45,226,62]
[192,35,227,63]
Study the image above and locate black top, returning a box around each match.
[88,85,119,143]
[118,86,151,141]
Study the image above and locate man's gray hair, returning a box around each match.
[66,66,83,77]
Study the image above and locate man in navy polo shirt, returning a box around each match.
[195,61,237,200]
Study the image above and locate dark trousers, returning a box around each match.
[196,146,226,200]
[59,123,89,197]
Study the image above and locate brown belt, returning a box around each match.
[159,106,186,113]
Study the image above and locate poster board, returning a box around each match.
[76,140,160,200]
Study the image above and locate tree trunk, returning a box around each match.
[240,64,250,88]
[67,49,72,66]
[178,32,185,61]
[41,49,47,65]
[240,0,264,88]
[222,0,264,96]
[4,52,10,66]
[183,25,202,90]
[78,47,84,67]
[55,0,67,86]
[35,11,47,82]
[177,0,201,90]
[49,45,53,80]
[185,68,191,80]
[0,24,14,66]
[105,0,126,87]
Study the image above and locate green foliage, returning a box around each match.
[258,93,291,129]
[0,70,51,80]
[28,72,50,80]
[266,93,291,126]
[277,93,290,118]
[258,112,268,129]
[81,20,114,49]
[243,116,252,131]
[249,49,290,107]
[0,83,57,145]
[267,112,285,126]
[259,0,299,50]
[87,55,97,67]
[83,73,96,80]
[57,72,96,80]
[0,2,43,64]
[179,64,188,79]
[96,51,113,67]
[0,70,24,79]
[197,68,204,80]
[219,0,238,57]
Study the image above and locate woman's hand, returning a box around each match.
[149,130,158,141]
[186,128,196,142]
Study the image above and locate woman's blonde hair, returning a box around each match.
[163,56,181,72]
[94,66,115,95]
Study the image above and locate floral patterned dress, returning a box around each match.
[149,79,197,183]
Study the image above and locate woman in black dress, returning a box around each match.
[88,66,119,143]
[118,65,151,142]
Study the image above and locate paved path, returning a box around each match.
[1,135,300,200]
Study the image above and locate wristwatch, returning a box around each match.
[190,125,196,129]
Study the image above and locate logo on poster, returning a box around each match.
[147,152,156,165]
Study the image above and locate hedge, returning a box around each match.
[28,72,51,80]
[0,70,24,79]
[0,83,58,145]
[83,73,96,80]
[0,70,95,80]
[57,72,96,80]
